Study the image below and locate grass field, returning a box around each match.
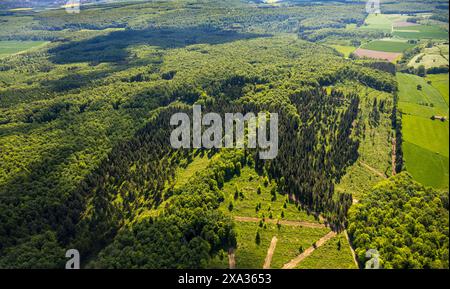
[397,73,449,189]
[361,40,415,53]
[360,14,393,33]
[296,233,357,269]
[329,45,355,58]
[397,73,448,118]
[403,140,449,188]
[402,114,449,158]
[426,74,449,106]
[0,41,49,58]
[393,25,449,40]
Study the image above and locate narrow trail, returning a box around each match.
[234,216,326,229]
[392,136,397,176]
[360,161,386,179]
[344,230,359,268]
[228,248,236,269]
[263,236,278,269]
[282,231,337,269]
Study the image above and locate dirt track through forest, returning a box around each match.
[234,216,326,228]
[263,236,278,269]
[392,136,397,176]
[344,230,359,268]
[360,161,386,179]
[228,248,235,269]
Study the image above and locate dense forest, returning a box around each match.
[0,0,448,269]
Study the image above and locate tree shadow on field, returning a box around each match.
[49,26,270,65]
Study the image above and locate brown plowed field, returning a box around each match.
[353,48,401,62]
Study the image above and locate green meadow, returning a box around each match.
[361,40,415,53]
[360,14,393,33]
[403,141,449,189]
[402,115,449,158]
[426,74,449,106]
[393,25,449,40]
[0,40,48,58]
[397,73,448,118]
[397,73,449,189]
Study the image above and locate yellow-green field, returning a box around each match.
[393,25,449,40]
[329,45,356,58]
[426,73,449,106]
[361,40,415,53]
[360,14,393,33]
[398,73,448,118]
[0,40,49,58]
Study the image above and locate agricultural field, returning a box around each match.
[0,40,48,58]
[397,73,449,189]
[361,40,415,53]
[393,25,449,40]
[403,139,449,189]
[397,73,448,118]
[426,73,449,105]
[353,48,401,62]
[358,13,418,33]
[360,14,393,33]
